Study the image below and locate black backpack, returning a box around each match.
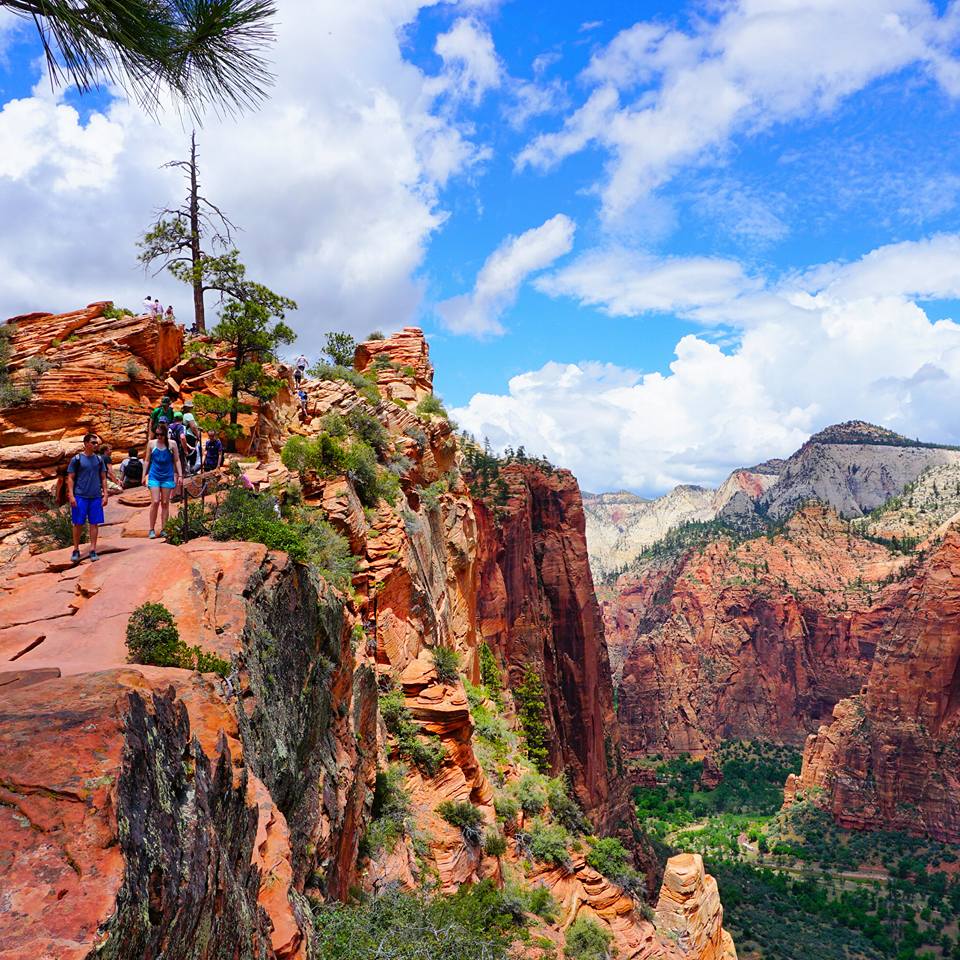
[124,457,144,485]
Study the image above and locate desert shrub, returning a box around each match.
[345,407,389,457]
[515,774,548,817]
[362,764,411,856]
[310,363,380,404]
[296,511,357,590]
[281,433,346,477]
[163,500,210,545]
[313,881,521,960]
[514,665,550,772]
[416,393,448,419]
[528,821,571,869]
[25,355,52,376]
[438,800,485,846]
[125,358,142,380]
[322,331,357,367]
[494,793,520,828]
[125,602,230,677]
[344,440,397,507]
[418,479,447,513]
[547,777,589,834]
[431,645,460,684]
[584,837,642,895]
[403,424,427,450]
[0,381,32,406]
[483,828,508,857]
[103,304,135,320]
[387,454,414,478]
[380,687,445,777]
[24,504,80,551]
[527,885,558,922]
[366,329,386,341]
[210,484,306,561]
[564,915,612,960]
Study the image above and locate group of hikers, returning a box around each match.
[143,295,175,323]
[65,396,227,562]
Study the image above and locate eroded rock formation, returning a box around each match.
[785,532,960,843]
[605,505,903,758]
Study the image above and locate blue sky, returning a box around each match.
[3,1,960,492]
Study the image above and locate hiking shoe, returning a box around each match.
[70,549,80,563]
[89,551,99,562]
[148,530,156,539]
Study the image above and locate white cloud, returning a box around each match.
[536,248,757,318]
[429,17,503,106]
[436,213,575,336]
[518,1,960,221]
[454,233,960,493]
[0,0,486,354]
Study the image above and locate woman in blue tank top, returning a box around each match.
[143,422,182,539]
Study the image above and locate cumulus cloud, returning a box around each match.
[518,0,960,221]
[430,17,503,106]
[454,234,960,494]
[0,0,488,353]
[436,213,575,336]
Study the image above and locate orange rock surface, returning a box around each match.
[604,505,902,759]
[786,531,960,842]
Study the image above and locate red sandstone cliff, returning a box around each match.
[0,322,733,960]
[604,506,903,759]
[785,531,960,843]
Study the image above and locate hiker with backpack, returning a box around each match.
[119,447,144,488]
[149,396,175,439]
[144,422,182,538]
[98,443,121,492]
[67,433,108,563]
[203,429,225,472]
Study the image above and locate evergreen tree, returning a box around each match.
[138,131,233,332]
[323,331,357,367]
[3,0,277,115]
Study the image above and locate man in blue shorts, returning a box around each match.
[67,433,108,563]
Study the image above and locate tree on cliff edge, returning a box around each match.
[2,0,276,115]
[138,131,233,332]
[189,250,295,449]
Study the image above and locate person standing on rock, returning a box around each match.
[144,422,182,539]
[149,396,175,439]
[67,433,108,563]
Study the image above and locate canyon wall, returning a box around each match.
[785,532,960,843]
[604,506,902,759]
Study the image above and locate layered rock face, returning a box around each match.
[785,532,960,843]
[605,506,902,758]
[475,464,634,839]
[655,855,737,960]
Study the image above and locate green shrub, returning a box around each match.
[418,479,447,513]
[24,504,81,551]
[125,602,231,677]
[0,380,32,406]
[527,885,558,922]
[344,440,398,507]
[313,881,522,960]
[125,358,142,380]
[367,330,386,341]
[547,777,588,834]
[514,665,550,772]
[281,433,346,477]
[345,407,389,457]
[322,331,357,367]
[310,363,380,404]
[437,800,485,846]
[564,915,612,960]
[515,775,548,817]
[163,500,210,545]
[483,828,508,857]
[103,304,135,320]
[296,511,357,591]
[586,837,632,882]
[416,393,448,419]
[362,764,411,856]
[431,645,460,684]
[494,793,520,828]
[380,687,446,777]
[528,821,571,869]
[210,484,307,561]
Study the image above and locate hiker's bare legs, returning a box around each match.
[89,524,99,551]
[160,488,172,528]
[72,524,82,550]
[149,487,161,533]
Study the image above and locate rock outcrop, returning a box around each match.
[605,506,903,758]
[655,855,737,960]
[785,532,960,843]
[0,321,733,960]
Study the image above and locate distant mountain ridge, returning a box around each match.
[585,420,960,580]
